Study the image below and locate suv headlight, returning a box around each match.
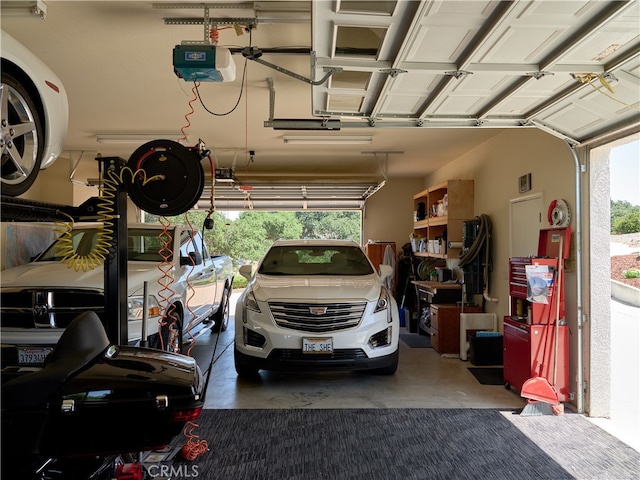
[244,289,261,313]
[128,295,161,320]
[374,286,389,314]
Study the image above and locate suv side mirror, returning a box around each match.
[378,264,393,280]
[239,264,253,280]
[181,251,203,266]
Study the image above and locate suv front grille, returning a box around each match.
[268,301,366,332]
[269,348,368,361]
[0,288,104,328]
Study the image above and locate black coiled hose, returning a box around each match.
[458,214,498,302]
[459,214,492,267]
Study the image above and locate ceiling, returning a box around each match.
[2,0,639,210]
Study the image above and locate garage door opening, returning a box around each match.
[145,209,363,285]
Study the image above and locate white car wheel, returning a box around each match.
[161,307,183,354]
[1,72,44,197]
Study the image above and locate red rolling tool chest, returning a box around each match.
[503,227,571,401]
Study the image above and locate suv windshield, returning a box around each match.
[258,245,374,276]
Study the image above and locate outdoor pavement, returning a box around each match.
[589,297,639,452]
[587,242,640,451]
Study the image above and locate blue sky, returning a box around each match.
[610,140,640,206]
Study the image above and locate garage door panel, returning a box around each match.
[312,0,638,148]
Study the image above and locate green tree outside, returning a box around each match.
[144,210,362,287]
[611,200,640,234]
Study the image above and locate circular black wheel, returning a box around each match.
[126,139,204,216]
[1,72,44,196]
[371,349,399,375]
[161,306,183,353]
[212,286,230,332]
[234,347,259,378]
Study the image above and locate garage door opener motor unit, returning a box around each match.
[173,44,236,82]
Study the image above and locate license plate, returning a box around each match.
[302,337,333,354]
[18,348,52,365]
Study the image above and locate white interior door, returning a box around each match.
[510,193,544,257]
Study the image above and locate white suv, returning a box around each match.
[234,239,399,377]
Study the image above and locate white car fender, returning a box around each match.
[1,30,69,169]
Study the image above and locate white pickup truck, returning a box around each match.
[0,223,233,368]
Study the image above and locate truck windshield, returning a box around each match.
[36,228,173,263]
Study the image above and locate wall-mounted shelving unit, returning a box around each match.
[412,180,474,260]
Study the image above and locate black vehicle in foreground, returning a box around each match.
[1,310,204,479]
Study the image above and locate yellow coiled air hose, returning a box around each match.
[53,167,162,271]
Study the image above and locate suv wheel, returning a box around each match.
[372,349,399,375]
[234,347,259,378]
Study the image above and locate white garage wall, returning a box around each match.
[422,128,576,318]
[419,128,580,405]
[20,156,76,205]
[4,128,588,412]
[362,177,425,252]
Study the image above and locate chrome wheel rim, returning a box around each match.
[0,83,39,185]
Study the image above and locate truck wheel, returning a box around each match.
[161,307,183,353]
[212,286,230,333]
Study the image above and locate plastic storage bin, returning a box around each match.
[459,313,498,361]
[470,332,503,366]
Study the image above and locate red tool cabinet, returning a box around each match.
[508,257,563,324]
[503,227,571,401]
[503,317,570,401]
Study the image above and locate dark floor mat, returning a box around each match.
[400,333,432,348]
[166,409,640,480]
[468,367,504,385]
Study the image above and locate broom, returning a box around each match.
[520,243,563,416]
[550,237,566,416]
[520,323,557,416]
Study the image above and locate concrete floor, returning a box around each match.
[188,292,638,452]
[192,293,527,411]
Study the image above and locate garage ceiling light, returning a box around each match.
[282,135,373,145]
[96,134,185,144]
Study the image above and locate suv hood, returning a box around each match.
[251,274,383,301]
[1,261,167,296]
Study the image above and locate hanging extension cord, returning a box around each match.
[155,216,181,353]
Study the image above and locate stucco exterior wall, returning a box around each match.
[588,146,614,418]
